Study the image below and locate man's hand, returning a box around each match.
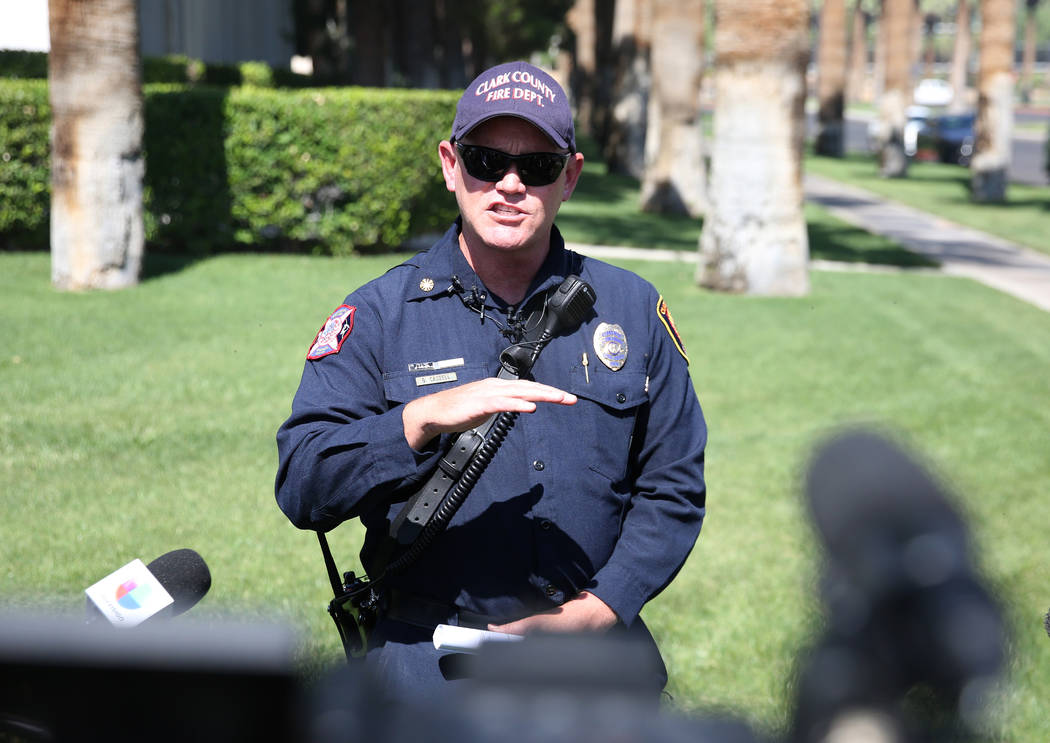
[488,591,619,636]
[402,377,576,450]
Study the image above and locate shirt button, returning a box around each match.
[533,460,545,471]
[540,519,552,531]
[545,584,557,597]
[616,392,627,403]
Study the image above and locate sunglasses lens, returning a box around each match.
[457,145,567,187]
[518,154,566,186]
[459,145,510,181]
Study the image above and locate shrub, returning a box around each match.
[237,61,274,88]
[0,81,50,248]
[140,55,200,84]
[0,80,460,255]
[0,50,49,79]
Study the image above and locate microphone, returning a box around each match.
[500,275,596,373]
[805,430,971,600]
[793,429,1004,740]
[85,548,211,627]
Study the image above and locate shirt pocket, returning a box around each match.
[566,369,649,483]
[382,363,490,405]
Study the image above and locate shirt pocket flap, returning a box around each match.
[382,364,490,404]
[567,370,648,410]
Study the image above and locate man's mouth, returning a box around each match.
[490,203,524,217]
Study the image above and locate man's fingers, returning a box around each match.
[403,378,576,450]
[481,378,577,405]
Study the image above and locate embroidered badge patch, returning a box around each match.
[307,304,356,360]
[594,322,628,371]
[657,296,689,364]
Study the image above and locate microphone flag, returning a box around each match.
[84,558,175,627]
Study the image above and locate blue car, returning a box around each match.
[918,112,976,166]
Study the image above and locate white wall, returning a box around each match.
[0,0,296,68]
[138,0,295,68]
[0,0,50,51]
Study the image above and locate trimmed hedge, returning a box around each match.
[0,50,49,79]
[1,80,460,254]
[0,81,51,248]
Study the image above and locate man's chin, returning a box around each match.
[478,225,537,252]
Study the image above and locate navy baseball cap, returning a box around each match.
[451,61,576,152]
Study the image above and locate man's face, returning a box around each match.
[439,116,583,257]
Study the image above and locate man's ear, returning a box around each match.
[438,140,458,193]
[561,152,585,202]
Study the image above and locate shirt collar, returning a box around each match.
[402,219,580,306]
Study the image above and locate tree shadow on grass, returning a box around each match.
[560,161,701,252]
[807,218,938,268]
[557,210,700,252]
[141,251,204,281]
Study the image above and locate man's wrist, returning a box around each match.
[402,398,435,450]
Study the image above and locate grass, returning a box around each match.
[2,243,1049,739]
[805,153,1050,257]
[558,152,938,268]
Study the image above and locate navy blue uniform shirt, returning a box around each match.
[275,222,706,688]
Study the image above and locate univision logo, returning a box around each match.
[115,579,152,610]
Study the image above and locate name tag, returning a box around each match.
[415,372,458,387]
[408,358,465,373]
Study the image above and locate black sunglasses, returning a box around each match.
[455,142,570,187]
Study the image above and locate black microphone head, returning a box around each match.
[146,549,211,618]
[544,275,596,337]
[805,429,971,597]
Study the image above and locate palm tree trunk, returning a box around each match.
[605,0,652,179]
[569,0,599,137]
[697,0,809,296]
[873,4,886,100]
[877,0,913,177]
[350,0,386,86]
[847,6,870,104]
[816,0,848,156]
[910,0,923,85]
[971,0,1016,202]
[1019,0,1041,104]
[48,0,144,291]
[641,0,706,215]
[922,12,938,78]
[948,0,972,112]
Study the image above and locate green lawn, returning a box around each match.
[559,154,938,268]
[560,137,1049,265]
[2,246,1048,739]
[805,153,1050,257]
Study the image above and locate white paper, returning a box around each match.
[432,623,525,654]
[84,558,174,628]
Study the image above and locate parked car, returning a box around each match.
[1045,126,1049,180]
[902,105,932,158]
[916,112,976,166]
[913,78,954,107]
[867,105,932,157]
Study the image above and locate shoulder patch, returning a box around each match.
[656,296,689,365]
[307,304,356,360]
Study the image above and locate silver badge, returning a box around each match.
[419,277,435,292]
[594,323,627,371]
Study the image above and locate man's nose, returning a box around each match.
[496,166,526,194]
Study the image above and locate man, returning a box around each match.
[275,61,706,698]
